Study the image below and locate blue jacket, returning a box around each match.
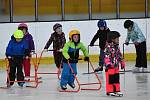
[6,38,29,57]
[11,32,35,52]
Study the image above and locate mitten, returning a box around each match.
[84,57,89,61]
[121,61,125,69]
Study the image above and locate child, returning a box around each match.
[6,30,30,87]
[124,20,147,72]
[60,29,89,90]
[90,19,110,72]
[44,23,66,70]
[18,23,35,77]
[104,31,125,96]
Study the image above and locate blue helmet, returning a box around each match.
[97,19,107,28]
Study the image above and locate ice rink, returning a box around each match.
[0,61,150,100]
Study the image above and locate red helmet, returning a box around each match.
[18,23,28,30]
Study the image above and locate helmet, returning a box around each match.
[97,19,107,28]
[18,23,28,30]
[69,30,80,41]
[107,31,120,42]
[13,30,24,39]
[53,23,62,31]
[124,20,133,29]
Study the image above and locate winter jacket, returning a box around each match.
[104,42,125,69]
[11,32,35,52]
[90,28,110,50]
[24,32,35,52]
[6,38,29,57]
[44,32,66,50]
[125,22,146,43]
[62,41,89,63]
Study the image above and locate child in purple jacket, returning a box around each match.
[18,23,35,77]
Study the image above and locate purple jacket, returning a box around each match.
[24,32,35,52]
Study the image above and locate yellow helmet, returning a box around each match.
[13,29,24,39]
[69,29,80,41]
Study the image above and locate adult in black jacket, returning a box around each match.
[90,19,110,72]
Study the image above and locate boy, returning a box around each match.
[60,29,89,90]
[6,30,30,87]
[104,31,125,96]
[44,23,66,70]
[90,19,110,72]
[124,20,147,72]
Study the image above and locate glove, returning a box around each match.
[121,61,125,69]
[43,49,48,52]
[67,58,72,62]
[134,42,139,46]
[105,64,111,71]
[58,49,63,52]
[7,56,12,60]
[89,44,94,46]
[25,56,29,59]
[84,57,89,61]
[31,50,35,53]
[30,50,35,55]
[125,42,129,45]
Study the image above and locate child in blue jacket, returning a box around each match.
[6,30,30,87]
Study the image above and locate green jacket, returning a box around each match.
[62,41,89,63]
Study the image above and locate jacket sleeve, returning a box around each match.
[80,43,89,57]
[61,33,66,48]
[104,46,111,67]
[117,47,125,68]
[125,32,131,43]
[44,34,53,49]
[62,42,70,60]
[29,35,35,51]
[6,40,13,57]
[24,40,30,56]
[90,32,99,45]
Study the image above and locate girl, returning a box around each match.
[104,31,125,96]
[18,23,35,77]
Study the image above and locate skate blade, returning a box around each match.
[108,94,123,97]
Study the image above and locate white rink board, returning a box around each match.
[0,19,149,58]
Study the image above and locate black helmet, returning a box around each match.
[124,20,133,29]
[53,23,62,31]
[107,31,120,43]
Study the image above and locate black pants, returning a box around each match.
[135,41,147,68]
[8,57,24,85]
[53,51,63,68]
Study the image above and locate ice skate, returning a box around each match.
[18,82,25,87]
[132,67,140,73]
[7,83,12,88]
[61,85,67,90]
[115,92,123,97]
[106,92,117,96]
[68,83,75,89]
[94,66,103,72]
